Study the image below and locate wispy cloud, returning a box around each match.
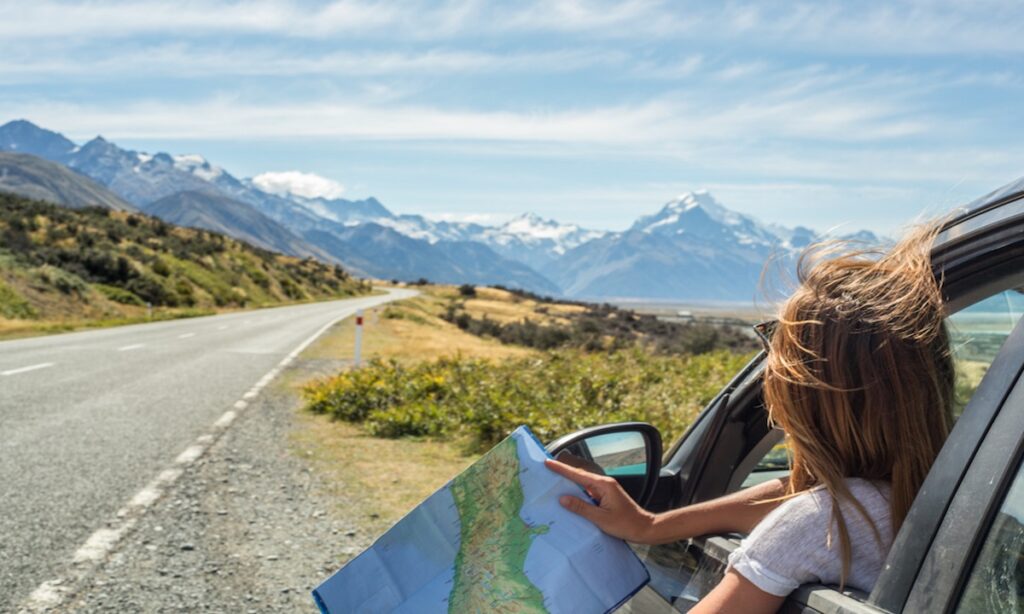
[6,77,932,146]
[0,44,626,82]
[3,1,1023,54]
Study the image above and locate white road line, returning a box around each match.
[1,362,55,376]
[20,293,402,613]
[73,521,137,564]
[118,344,145,352]
[177,332,196,339]
[213,410,237,429]
[174,444,206,465]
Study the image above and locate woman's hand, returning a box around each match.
[544,458,656,544]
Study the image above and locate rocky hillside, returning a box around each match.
[0,152,136,211]
[143,190,335,262]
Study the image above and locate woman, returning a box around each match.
[546,221,956,613]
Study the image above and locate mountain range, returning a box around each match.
[0,119,877,302]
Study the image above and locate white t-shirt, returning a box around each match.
[726,478,894,597]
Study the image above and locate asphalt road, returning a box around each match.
[0,289,413,610]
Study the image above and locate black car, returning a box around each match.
[547,176,1024,613]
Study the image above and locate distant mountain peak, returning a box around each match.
[635,190,750,235]
[80,135,115,151]
[4,119,41,130]
[0,119,76,160]
[664,190,727,215]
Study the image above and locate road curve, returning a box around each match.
[0,288,414,610]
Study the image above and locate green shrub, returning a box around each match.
[442,299,759,356]
[93,283,144,306]
[151,258,172,277]
[0,279,37,318]
[304,349,753,450]
[33,265,89,295]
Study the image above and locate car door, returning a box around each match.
[899,321,1024,613]
[578,180,1024,613]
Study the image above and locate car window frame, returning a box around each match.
[901,329,1024,612]
[871,201,1024,611]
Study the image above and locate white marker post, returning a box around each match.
[353,309,364,367]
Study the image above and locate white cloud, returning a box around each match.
[252,170,346,199]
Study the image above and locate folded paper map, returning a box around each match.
[312,425,650,613]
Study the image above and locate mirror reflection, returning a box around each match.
[584,431,648,477]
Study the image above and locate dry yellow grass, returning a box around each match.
[303,289,534,363]
[460,286,579,326]
[291,411,476,533]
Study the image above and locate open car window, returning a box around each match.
[738,288,1024,490]
[637,288,1024,611]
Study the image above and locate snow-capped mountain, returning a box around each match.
[632,190,779,248]
[469,213,606,271]
[290,194,394,225]
[0,119,882,301]
[551,191,878,301]
[492,213,605,252]
[551,192,788,301]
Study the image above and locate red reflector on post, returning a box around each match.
[356,316,364,326]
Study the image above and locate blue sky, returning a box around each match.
[2,1,1023,235]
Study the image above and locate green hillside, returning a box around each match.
[0,192,370,336]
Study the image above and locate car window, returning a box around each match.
[956,455,1024,613]
[739,288,1024,489]
[948,289,1024,417]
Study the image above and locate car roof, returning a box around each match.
[936,175,1024,253]
[960,175,1024,219]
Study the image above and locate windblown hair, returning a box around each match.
[762,221,956,586]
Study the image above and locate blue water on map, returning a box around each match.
[314,484,460,613]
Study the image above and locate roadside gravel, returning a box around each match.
[63,356,371,612]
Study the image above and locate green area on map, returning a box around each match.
[449,435,551,612]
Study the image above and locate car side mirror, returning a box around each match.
[546,422,663,508]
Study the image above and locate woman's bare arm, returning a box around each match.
[645,477,787,544]
[545,459,787,544]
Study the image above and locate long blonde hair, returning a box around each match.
[762,221,955,585]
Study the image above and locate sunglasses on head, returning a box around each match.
[753,319,778,351]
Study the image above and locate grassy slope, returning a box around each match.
[0,193,370,339]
